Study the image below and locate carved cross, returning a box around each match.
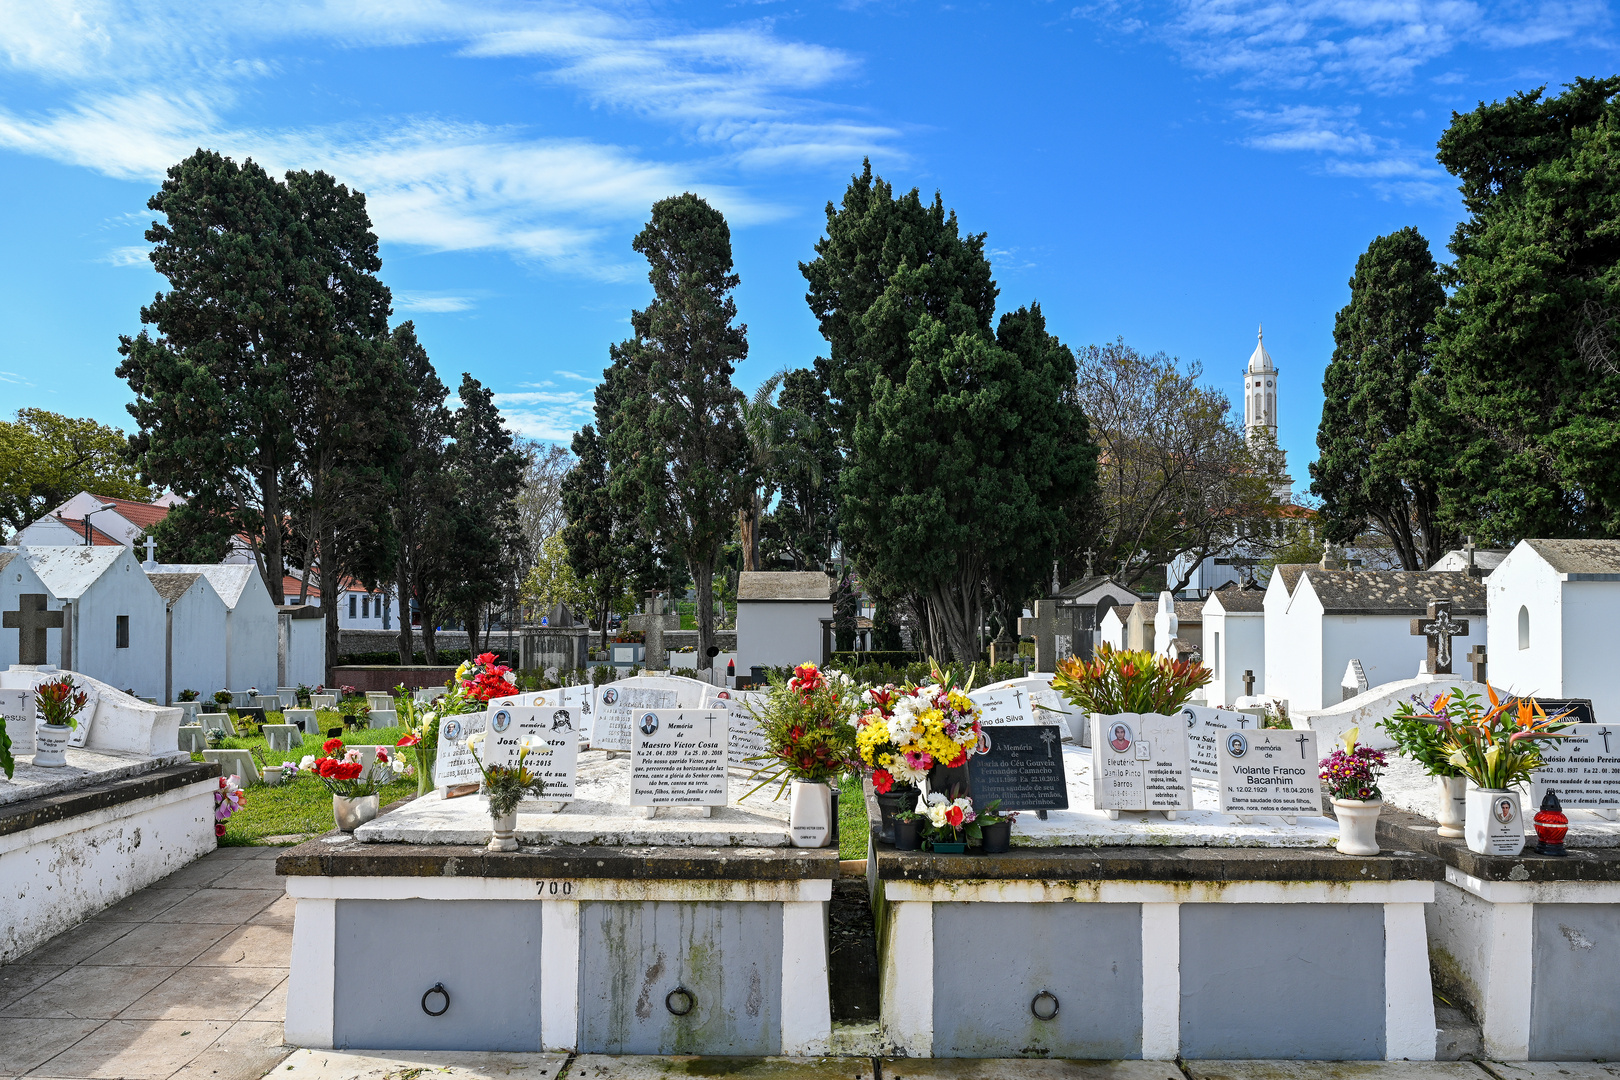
[3,594,64,666]
[1467,644,1487,684]
[1083,549,1097,579]
[1412,600,1470,675]
[1242,669,1255,696]
[1039,727,1057,759]
[1018,600,1061,673]
[1295,733,1310,759]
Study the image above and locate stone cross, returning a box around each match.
[1467,644,1488,684]
[1018,600,1062,673]
[3,594,64,666]
[1243,670,1255,696]
[1083,549,1097,579]
[1463,536,1485,579]
[1412,600,1470,676]
[143,536,156,565]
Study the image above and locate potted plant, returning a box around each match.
[745,663,858,848]
[1382,689,1471,838]
[296,684,313,708]
[177,688,200,702]
[312,738,388,831]
[977,800,1016,854]
[892,808,923,851]
[1053,644,1212,741]
[213,690,233,709]
[1438,689,1572,856]
[253,747,283,786]
[1319,727,1388,855]
[467,733,546,851]
[921,792,977,853]
[34,676,89,768]
[206,727,227,749]
[855,684,923,841]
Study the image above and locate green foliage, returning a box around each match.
[0,715,12,780]
[837,779,867,860]
[1381,691,1463,778]
[605,194,750,671]
[520,533,591,616]
[832,650,923,669]
[1427,78,1620,539]
[446,374,524,650]
[1310,228,1451,570]
[1051,644,1211,715]
[386,320,456,663]
[0,409,152,534]
[562,421,655,651]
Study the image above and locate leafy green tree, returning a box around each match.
[520,533,592,616]
[138,502,235,563]
[0,410,152,534]
[606,194,750,671]
[760,367,841,571]
[1427,77,1620,539]
[448,373,523,656]
[840,304,1096,660]
[737,370,785,572]
[1310,228,1451,569]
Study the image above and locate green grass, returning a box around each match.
[198,709,418,846]
[838,778,868,860]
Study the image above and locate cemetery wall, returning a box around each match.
[338,628,471,655]
[169,582,227,701]
[330,665,456,692]
[282,612,325,687]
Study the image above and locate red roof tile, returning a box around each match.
[54,514,122,546]
[91,495,172,530]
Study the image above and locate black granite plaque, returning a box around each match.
[236,707,267,725]
[1533,699,1597,725]
[966,724,1069,811]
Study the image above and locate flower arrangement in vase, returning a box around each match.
[467,732,546,851]
[746,663,857,847]
[393,696,441,795]
[34,676,90,768]
[1052,644,1211,715]
[921,791,978,853]
[976,800,1017,853]
[858,662,985,802]
[1382,689,1471,837]
[213,690,233,708]
[1319,727,1388,855]
[176,688,200,702]
[312,738,390,831]
[453,653,519,706]
[854,684,919,840]
[214,775,245,838]
[1440,688,1571,856]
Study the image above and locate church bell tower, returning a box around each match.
[1244,325,1277,441]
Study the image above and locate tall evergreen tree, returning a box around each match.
[1428,77,1620,539]
[448,374,523,656]
[606,194,750,671]
[386,322,455,664]
[1311,228,1451,569]
[761,367,841,571]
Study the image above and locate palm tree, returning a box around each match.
[737,370,786,572]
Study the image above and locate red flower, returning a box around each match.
[946,747,968,769]
[334,761,363,780]
[788,726,804,742]
[871,769,894,794]
[945,805,964,827]
[323,738,344,754]
[396,734,420,747]
[476,652,498,666]
[215,822,226,838]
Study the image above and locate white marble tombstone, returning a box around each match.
[631,707,729,812]
[1089,711,1191,817]
[1217,728,1322,822]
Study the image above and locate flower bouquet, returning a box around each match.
[1319,727,1388,856]
[177,688,200,702]
[394,697,441,795]
[34,676,90,768]
[865,666,985,803]
[467,732,546,851]
[312,738,393,831]
[1382,689,1469,836]
[452,653,519,707]
[213,690,233,708]
[746,663,858,848]
[1052,644,1211,715]
[920,791,978,853]
[214,775,245,838]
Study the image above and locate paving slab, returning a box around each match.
[78,922,233,968]
[191,924,294,968]
[880,1062,1184,1080]
[169,1020,291,1080]
[276,1049,571,1080]
[14,918,138,969]
[1183,1064,1492,1080]
[1479,1067,1620,1079]
[209,861,285,892]
[99,888,195,924]
[565,1058,874,1079]
[0,966,69,1012]
[29,1018,232,1079]
[0,966,177,1019]
[247,896,296,926]
[116,965,286,1022]
[149,888,283,926]
[0,1017,105,1075]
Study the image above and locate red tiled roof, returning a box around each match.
[283,575,321,600]
[91,495,172,530]
[54,514,122,546]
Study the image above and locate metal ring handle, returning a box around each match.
[665,987,695,1016]
[422,982,450,1016]
[1031,989,1059,1021]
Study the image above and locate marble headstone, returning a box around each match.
[1217,728,1322,818]
[1532,723,1620,811]
[1089,711,1191,814]
[1177,704,1265,779]
[631,707,729,807]
[432,711,488,787]
[702,688,768,770]
[0,687,32,755]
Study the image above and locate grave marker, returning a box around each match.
[432,711,488,787]
[1468,644,1488,683]
[1532,723,1620,811]
[480,704,578,798]
[591,676,703,750]
[631,708,729,807]
[1217,728,1322,818]
[0,687,31,754]
[1018,600,1065,673]
[263,724,301,752]
[1089,711,1191,815]
[1411,600,1469,676]
[703,688,768,770]
[1176,704,1263,779]
[3,594,63,665]
[966,724,1068,811]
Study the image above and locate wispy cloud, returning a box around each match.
[0,369,35,386]
[492,387,595,441]
[552,370,599,383]
[394,292,478,313]
[1236,103,1449,200]
[102,244,151,267]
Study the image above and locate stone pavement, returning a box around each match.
[0,847,292,1080]
[3,848,1618,1080]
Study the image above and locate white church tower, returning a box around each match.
[1244,324,1277,440]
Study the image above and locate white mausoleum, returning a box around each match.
[1487,538,1620,719]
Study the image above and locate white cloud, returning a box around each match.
[0,369,35,386]
[552,370,598,383]
[103,244,150,267]
[1236,103,1450,201]
[492,387,595,441]
[395,292,477,313]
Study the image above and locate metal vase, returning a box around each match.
[332,793,379,832]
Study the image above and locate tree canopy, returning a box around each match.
[0,409,151,535]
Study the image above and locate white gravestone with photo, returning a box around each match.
[1217,728,1322,823]
[631,707,729,813]
[0,687,32,755]
[432,711,487,788]
[975,676,1080,741]
[1532,723,1620,817]
[1177,704,1265,779]
[703,688,768,770]
[480,704,578,804]
[970,683,1059,728]
[1089,711,1192,817]
[591,677,704,751]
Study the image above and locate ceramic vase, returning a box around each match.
[261,765,285,787]
[980,820,1013,854]
[893,819,922,851]
[488,808,518,852]
[1435,775,1467,838]
[1332,798,1383,856]
[332,793,379,832]
[1466,787,1525,856]
[874,786,917,843]
[789,780,834,848]
[33,723,69,768]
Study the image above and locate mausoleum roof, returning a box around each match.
[1271,564,1311,596]
[1204,585,1266,613]
[24,546,126,599]
[1522,538,1620,578]
[1428,548,1507,573]
[1057,575,1139,602]
[1300,569,1484,615]
[149,572,201,605]
[736,571,831,602]
[149,564,255,608]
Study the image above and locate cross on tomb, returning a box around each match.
[1463,536,1485,579]
[1039,727,1057,759]
[1295,733,1310,759]
[3,594,64,666]
[1083,549,1097,579]
[1243,670,1255,697]
[1011,688,1025,710]
[1018,599,1062,673]
[1412,600,1470,675]
[1467,644,1488,684]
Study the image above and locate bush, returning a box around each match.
[333,648,482,667]
[832,650,922,669]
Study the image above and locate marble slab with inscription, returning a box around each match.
[703,687,767,771]
[1176,703,1267,779]
[1217,728,1322,816]
[631,707,729,807]
[1532,723,1620,810]
[1090,711,1192,813]
[590,676,707,751]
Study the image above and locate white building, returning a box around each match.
[1098,606,1125,651]
[1054,574,1140,660]
[1202,583,1266,707]
[24,546,167,701]
[1487,539,1620,720]
[147,571,229,704]
[148,564,279,692]
[735,571,833,673]
[1263,562,1485,711]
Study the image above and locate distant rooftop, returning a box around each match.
[1522,539,1620,577]
[1300,569,1484,615]
[736,571,831,602]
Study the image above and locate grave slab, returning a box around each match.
[203,749,260,785]
[199,712,237,737]
[263,724,301,752]
[367,708,397,729]
[278,1048,572,1080]
[177,724,208,752]
[567,1056,878,1079]
[283,708,316,733]
[881,1063,1188,1080]
[1182,1065,1490,1080]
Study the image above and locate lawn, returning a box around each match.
[838,778,869,860]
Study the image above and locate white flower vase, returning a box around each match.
[1435,775,1467,839]
[34,723,69,768]
[1332,798,1383,855]
[332,794,379,832]
[261,765,285,787]
[789,780,834,848]
[488,808,518,852]
[1466,787,1525,856]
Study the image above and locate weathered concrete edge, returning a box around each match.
[1377,804,1620,882]
[276,841,841,880]
[870,844,1445,883]
[0,761,220,839]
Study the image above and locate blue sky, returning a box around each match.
[1,1,1615,493]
